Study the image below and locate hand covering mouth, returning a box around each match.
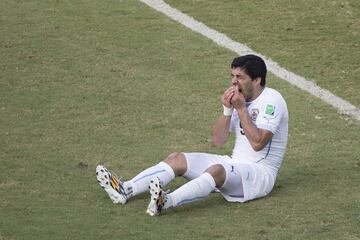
[232,84,242,92]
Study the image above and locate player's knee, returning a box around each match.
[205,164,226,187]
[164,152,187,176]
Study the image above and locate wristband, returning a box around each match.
[223,105,233,116]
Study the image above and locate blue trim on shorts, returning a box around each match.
[226,194,244,198]
[133,170,166,183]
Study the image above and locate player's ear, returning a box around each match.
[254,77,261,86]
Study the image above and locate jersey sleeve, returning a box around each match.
[256,95,287,134]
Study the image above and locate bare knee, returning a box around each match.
[206,164,226,187]
[164,152,187,176]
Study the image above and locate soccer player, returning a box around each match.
[96,54,288,216]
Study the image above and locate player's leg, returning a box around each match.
[146,153,230,216]
[168,164,225,208]
[96,152,187,203]
[146,164,224,216]
[123,152,186,198]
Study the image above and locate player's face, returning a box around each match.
[231,67,256,101]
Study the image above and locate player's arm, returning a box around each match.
[231,85,272,151]
[212,115,231,147]
[212,86,235,147]
[236,108,273,151]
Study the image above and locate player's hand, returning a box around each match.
[221,86,235,108]
[230,85,246,110]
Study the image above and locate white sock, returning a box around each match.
[167,172,216,208]
[124,162,175,198]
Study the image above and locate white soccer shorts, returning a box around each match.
[183,152,275,202]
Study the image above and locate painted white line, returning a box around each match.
[140,0,360,121]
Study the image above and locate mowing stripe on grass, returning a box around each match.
[140,0,360,121]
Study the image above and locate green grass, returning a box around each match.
[1,0,359,239]
[166,0,360,107]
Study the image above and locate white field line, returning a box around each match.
[140,0,360,121]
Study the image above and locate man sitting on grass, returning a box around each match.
[96,54,288,216]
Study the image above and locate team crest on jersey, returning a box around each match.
[250,108,259,121]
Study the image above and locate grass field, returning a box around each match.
[1,0,359,239]
[166,0,360,107]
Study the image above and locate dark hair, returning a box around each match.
[231,55,267,86]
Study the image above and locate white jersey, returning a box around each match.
[229,87,288,176]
